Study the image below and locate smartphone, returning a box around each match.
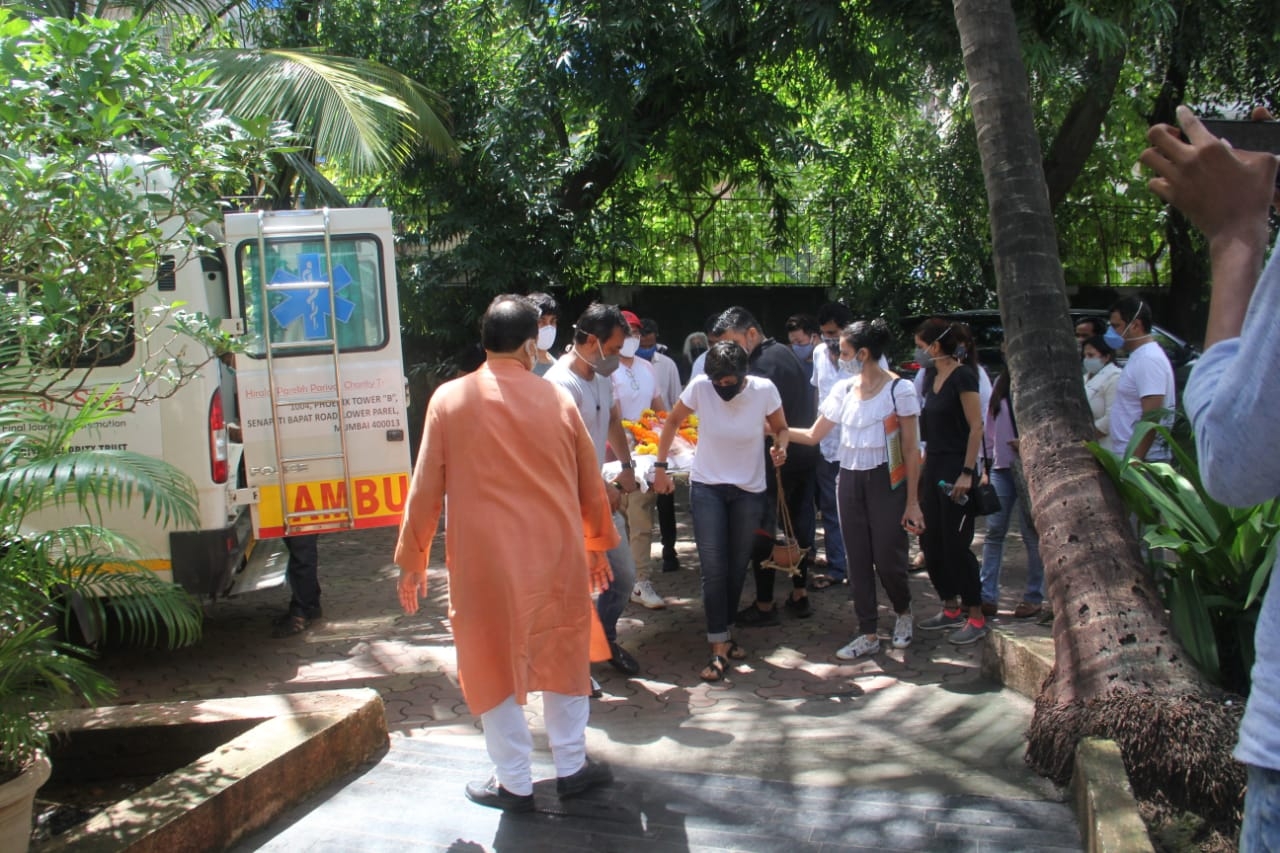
[1200,119,1280,187]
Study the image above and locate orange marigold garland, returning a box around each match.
[621,409,697,455]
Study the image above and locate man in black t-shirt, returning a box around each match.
[712,307,819,623]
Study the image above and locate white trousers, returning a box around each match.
[479,693,589,796]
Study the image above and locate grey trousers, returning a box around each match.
[837,464,912,636]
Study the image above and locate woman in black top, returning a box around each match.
[913,318,988,645]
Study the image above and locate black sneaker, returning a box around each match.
[464,776,534,812]
[735,603,781,627]
[661,552,681,572]
[607,642,640,675]
[556,757,613,798]
[784,594,813,618]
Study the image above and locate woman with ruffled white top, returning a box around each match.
[1082,335,1123,441]
[788,319,923,660]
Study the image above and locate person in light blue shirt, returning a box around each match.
[1143,105,1280,850]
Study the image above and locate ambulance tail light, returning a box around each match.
[209,390,228,484]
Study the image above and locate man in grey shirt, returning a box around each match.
[544,303,643,678]
[1143,105,1280,849]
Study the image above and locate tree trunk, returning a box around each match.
[951,0,1243,822]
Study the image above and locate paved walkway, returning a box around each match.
[100,509,1078,852]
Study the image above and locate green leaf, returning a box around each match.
[1168,571,1220,683]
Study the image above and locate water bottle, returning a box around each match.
[938,480,969,506]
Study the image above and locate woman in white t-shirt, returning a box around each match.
[789,319,923,660]
[653,342,788,682]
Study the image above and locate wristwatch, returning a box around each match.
[619,461,634,470]
[960,466,976,476]
[653,461,669,469]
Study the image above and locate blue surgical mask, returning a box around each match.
[636,345,657,361]
[791,342,815,360]
[1106,301,1144,350]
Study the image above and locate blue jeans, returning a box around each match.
[815,459,847,578]
[1242,763,1280,852]
[979,467,1044,605]
[595,511,636,643]
[690,482,766,643]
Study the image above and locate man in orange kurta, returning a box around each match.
[395,295,619,812]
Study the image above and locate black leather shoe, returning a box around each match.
[556,757,613,798]
[661,548,680,572]
[735,603,780,627]
[464,776,534,812]
[607,642,640,675]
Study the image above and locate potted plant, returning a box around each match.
[0,392,203,851]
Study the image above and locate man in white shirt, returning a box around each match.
[638,318,683,572]
[638,318,682,412]
[810,302,852,587]
[1106,297,1175,461]
[614,311,667,609]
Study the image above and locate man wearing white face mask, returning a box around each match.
[613,310,668,610]
[528,292,560,377]
[1106,296,1175,461]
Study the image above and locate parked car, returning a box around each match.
[894,308,1200,392]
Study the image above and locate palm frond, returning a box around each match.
[55,560,204,648]
[0,450,198,529]
[198,48,457,175]
[281,151,353,208]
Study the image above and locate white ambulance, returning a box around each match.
[43,199,412,600]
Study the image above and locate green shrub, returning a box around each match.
[1088,418,1275,694]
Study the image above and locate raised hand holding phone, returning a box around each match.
[1140,105,1280,348]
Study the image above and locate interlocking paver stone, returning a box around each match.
[97,506,1077,851]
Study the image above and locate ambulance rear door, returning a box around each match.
[224,208,411,539]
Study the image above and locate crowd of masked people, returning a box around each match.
[394,292,1177,809]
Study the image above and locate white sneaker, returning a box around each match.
[631,580,666,609]
[836,633,881,660]
[892,611,914,649]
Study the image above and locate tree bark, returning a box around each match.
[951,0,1242,822]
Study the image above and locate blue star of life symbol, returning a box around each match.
[269,253,357,339]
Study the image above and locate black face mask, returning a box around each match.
[713,380,743,401]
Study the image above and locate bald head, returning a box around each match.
[482,295,539,354]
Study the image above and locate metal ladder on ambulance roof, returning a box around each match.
[254,209,356,535]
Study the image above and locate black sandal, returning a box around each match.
[700,654,729,682]
[726,642,747,661]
